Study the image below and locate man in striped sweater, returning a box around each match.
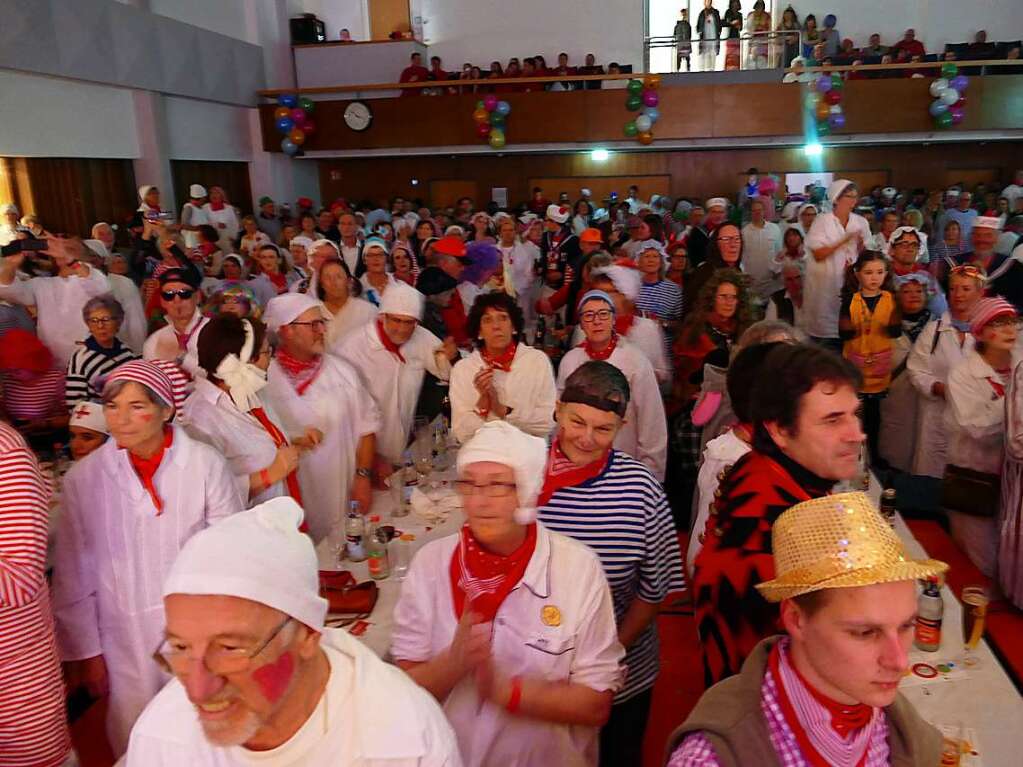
[537,360,684,767]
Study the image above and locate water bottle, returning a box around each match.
[914,577,943,652]
[393,451,415,518]
[366,515,390,580]
[328,506,346,566]
[395,533,415,579]
[345,502,366,561]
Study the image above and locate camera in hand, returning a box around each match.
[1,238,49,257]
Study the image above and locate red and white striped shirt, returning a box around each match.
[1,368,66,422]
[0,421,72,766]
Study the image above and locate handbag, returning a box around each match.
[847,347,894,380]
[940,464,1001,517]
[318,570,380,614]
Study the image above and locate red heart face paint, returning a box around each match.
[251,652,294,704]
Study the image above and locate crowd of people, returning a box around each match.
[1,164,1023,766]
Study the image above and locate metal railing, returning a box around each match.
[645,29,801,73]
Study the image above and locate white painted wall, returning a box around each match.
[164,97,254,161]
[419,0,645,69]
[290,0,370,42]
[0,71,138,158]
[149,0,259,44]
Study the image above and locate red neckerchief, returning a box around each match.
[614,313,636,336]
[536,438,611,508]
[449,522,537,621]
[441,289,470,347]
[988,376,1007,398]
[248,407,305,519]
[276,348,323,396]
[266,271,287,294]
[173,315,201,352]
[209,200,226,211]
[128,427,173,516]
[376,319,406,363]
[481,342,517,372]
[580,332,619,361]
[768,643,872,766]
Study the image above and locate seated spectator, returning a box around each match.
[862,32,888,57]
[394,420,623,766]
[765,259,807,330]
[428,55,448,83]
[670,493,946,766]
[399,52,430,96]
[450,291,556,443]
[66,295,139,409]
[339,27,353,41]
[68,399,109,460]
[967,30,997,58]
[891,28,925,60]
[125,497,459,764]
[579,52,605,88]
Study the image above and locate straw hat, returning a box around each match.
[756,492,947,602]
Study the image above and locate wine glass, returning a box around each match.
[960,585,989,669]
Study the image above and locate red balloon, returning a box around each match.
[824,90,842,105]
[301,119,316,136]
[954,96,966,108]
[476,122,491,137]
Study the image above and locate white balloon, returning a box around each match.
[939,87,959,106]
[829,104,843,115]
[929,78,949,97]
[635,115,652,132]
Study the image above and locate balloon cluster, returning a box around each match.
[804,72,845,136]
[623,75,661,145]
[928,62,968,129]
[274,94,317,157]
[473,95,512,149]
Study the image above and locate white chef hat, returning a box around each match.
[379,281,424,320]
[82,239,110,261]
[289,235,315,251]
[456,421,548,524]
[975,216,1003,231]
[69,401,108,435]
[189,184,207,198]
[1,203,18,216]
[705,197,729,211]
[163,497,327,630]
[138,185,156,201]
[827,179,856,204]
[310,239,341,257]
[888,226,923,246]
[546,204,571,224]
[593,264,642,302]
[263,292,329,333]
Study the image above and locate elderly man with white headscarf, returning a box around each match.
[261,292,380,539]
[338,281,458,470]
[125,497,461,765]
[393,421,624,767]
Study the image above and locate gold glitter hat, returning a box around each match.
[756,492,948,602]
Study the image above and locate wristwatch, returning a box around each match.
[355,467,372,479]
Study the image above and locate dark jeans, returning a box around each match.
[599,688,653,767]
[862,392,886,470]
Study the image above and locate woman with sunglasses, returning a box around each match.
[393,420,624,767]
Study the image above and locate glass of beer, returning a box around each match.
[960,585,990,668]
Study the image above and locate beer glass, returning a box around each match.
[960,585,989,668]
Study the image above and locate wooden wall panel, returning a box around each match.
[170,160,254,217]
[528,176,671,206]
[317,141,1023,209]
[262,76,1023,153]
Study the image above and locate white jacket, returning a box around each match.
[338,321,451,465]
[107,273,148,354]
[570,318,671,385]
[126,628,462,766]
[392,522,624,767]
[688,430,751,577]
[907,314,976,478]
[0,265,111,364]
[325,297,379,353]
[945,349,1012,476]
[142,309,208,378]
[449,345,557,444]
[262,353,381,542]
[50,426,242,755]
[804,211,871,338]
[557,341,668,480]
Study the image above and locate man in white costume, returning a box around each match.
[338,282,457,468]
[558,290,667,480]
[0,237,111,365]
[142,267,209,377]
[51,360,242,756]
[125,497,462,766]
[261,293,380,540]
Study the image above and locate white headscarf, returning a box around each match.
[456,421,548,524]
[215,319,268,412]
[593,264,642,302]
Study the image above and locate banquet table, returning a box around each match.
[319,471,1023,765]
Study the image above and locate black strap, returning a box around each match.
[930,317,943,355]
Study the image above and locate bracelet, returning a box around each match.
[475,407,490,418]
[259,469,272,489]
[506,675,523,714]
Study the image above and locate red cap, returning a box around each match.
[0,329,52,373]
[580,228,603,244]
[297,197,314,208]
[433,235,469,259]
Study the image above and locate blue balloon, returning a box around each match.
[643,106,660,123]
[816,75,832,93]
[495,100,511,116]
[276,116,294,133]
[928,99,949,117]
[828,113,846,129]
[281,138,299,156]
[278,93,298,108]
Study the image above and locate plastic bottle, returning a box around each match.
[879,488,897,525]
[328,506,346,566]
[345,501,366,562]
[534,316,547,349]
[914,577,943,652]
[366,515,390,579]
[395,533,415,579]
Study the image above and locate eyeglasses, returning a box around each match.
[453,480,518,498]
[579,309,613,323]
[717,236,742,245]
[86,316,116,326]
[161,289,195,301]
[153,617,292,676]
[716,293,740,302]
[289,318,327,331]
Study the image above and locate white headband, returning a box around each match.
[214,320,268,412]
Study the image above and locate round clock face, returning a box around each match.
[344,101,373,131]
